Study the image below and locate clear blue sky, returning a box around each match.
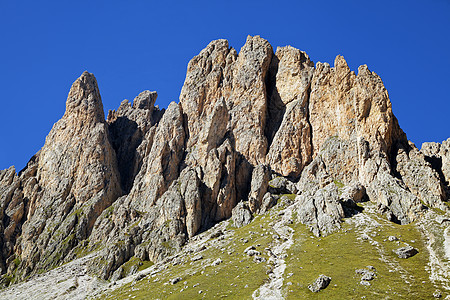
[1,0,449,171]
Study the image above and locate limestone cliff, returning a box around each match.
[0,36,448,287]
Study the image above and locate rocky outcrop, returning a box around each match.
[1,72,123,281]
[107,90,161,192]
[248,164,271,213]
[422,138,450,198]
[393,246,419,259]
[295,154,347,236]
[227,35,272,166]
[266,46,314,178]
[309,57,405,157]
[0,166,24,274]
[0,36,449,285]
[395,141,447,209]
[231,201,253,228]
[295,183,346,237]
[125,101,185,212]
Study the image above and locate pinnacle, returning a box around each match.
[65,71,105,123]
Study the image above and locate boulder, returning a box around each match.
[308,274,331,292]
[393,246,419,258]
[231,202,253,228]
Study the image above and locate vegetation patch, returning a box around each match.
[283,208,442,299]
[98,214,275,299]
[95,202,447,299]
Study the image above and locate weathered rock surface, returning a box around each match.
[0,36,449,288]
[107,90,160,192]
[3,72,122,280]
[394,246,419,258]
[231,201,253,228]
[266,46,314,177]
[259,192,277,214]
[269,176,298,195]
[309,57,404,157]
[422,138,450,198]
[126,101,185,212]
[308,274,331,292]
[248,164,271,213]
[295,182,346,237]
[395,141,447,209]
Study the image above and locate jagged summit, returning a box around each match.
[65,71,105,123]
[0,36,449,298]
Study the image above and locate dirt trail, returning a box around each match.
[252,205,295,300]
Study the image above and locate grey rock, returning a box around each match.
[422,138,450,192]
[107,90,158,192]
[308,274,331,292]
[259,192,277,214]
[127,101,185,212]
[244,246,255,253]
[191,255,203,262]
[211,258,222,266]
[128,265,139,276]
[248,164,271,213]
[171,277,182,284]
[110,266,124,282]
[366,265,376,271]
[393,246,418,258]
[268,177,298,194]
[395,142,447,209]
[209,230,224,239]
[433,289,442,298]
[367,170,423,225]
[11,72,122,280]
[253,256,266,263]
[361,272,376,281]
[295,183,345,237]
[246,250,261,257]
[231,201,253,228]
[340,182,366,203]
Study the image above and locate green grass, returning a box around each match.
[284,209,441,299]
[281,194,297,201]
[96,202,448,299]
[122,257,154,276]
[98,214,276,299]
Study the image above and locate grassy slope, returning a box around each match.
[97,202,448,300]
[98,214,274,299]
[285,210,440,299]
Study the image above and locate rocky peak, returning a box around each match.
[0,36,449,291]
[2,71,123,280]
[65,71,105,123]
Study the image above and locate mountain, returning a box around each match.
[0,35,449,299]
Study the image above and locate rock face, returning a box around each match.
[0,72,122,280]
[309,57,403,157]
[422,138,450,198]
[106,90,160,193]
[0,36,449,285]
[266,46,314,178]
